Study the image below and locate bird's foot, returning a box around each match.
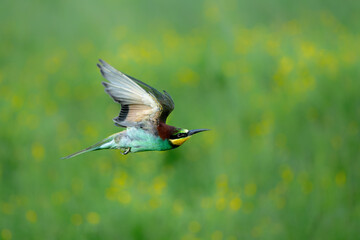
[122,148,131,155]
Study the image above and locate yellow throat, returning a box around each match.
[169,136,191,146]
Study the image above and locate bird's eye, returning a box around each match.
[176,133,187,138]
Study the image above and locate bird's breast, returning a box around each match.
[119,127,172,152]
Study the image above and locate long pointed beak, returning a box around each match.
[188,129,210,136]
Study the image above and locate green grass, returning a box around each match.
[1,0,360,239]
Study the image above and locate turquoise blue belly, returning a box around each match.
[116,128,173,153]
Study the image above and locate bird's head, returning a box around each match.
[168,128,210,147]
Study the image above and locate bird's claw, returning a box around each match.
[122,148,131,155]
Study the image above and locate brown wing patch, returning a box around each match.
[123,104,154,122]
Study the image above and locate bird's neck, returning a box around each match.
[157,122,177,140]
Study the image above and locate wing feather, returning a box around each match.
[97,59,174,129]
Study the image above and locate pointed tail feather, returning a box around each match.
[62,135,116,159]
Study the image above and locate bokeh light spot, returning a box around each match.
[177,68,200,86]
[173,201,184,215]
[11,95,23,109]
[211,230,223,240]
[216,197,226,211]
[1,229,12,240]
[281,167,294,184]
[118,191,132,204]
[1,203,14,215]
[251,226,262,238]
[229,197,242,211]
[26,210,37,223]
[188,221,201,233]
[335,171,346,187]
[71,214,83,226]
[31,143,45,162]
[153,176,167,195]
[86,212,100,225]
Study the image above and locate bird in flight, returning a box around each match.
[63,60,209,159]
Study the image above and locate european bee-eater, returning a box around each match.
[63,60,209,159]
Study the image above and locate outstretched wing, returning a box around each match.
[97,59,175,129]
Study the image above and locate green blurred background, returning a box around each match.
[1,0,360,239]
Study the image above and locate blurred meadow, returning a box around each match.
[1,0,360,239]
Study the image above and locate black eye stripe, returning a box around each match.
[169,132,188,139]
